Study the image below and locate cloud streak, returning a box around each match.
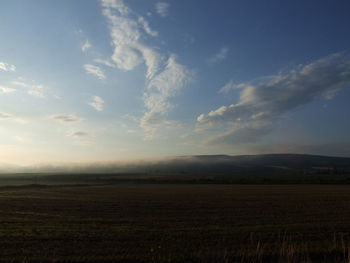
[83,64,106,80]
[89,96,104,111]
[0,112,27,124]
[155,2,169,17]
[198,51,350,145]
[50,114,83,123]
[138,16,158,37]
[0,86,16,94]
[208,47,229,64]
[0,112,12,119]
[94,58,115,68]
[0,62,16,72]
[67,131,89,138]
[81,40,92,52]
[11,80,45,98]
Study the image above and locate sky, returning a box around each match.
[1,0,350,165]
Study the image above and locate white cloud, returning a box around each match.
[94,58,115,68]
[83,64,106,80]
[101,0,130,14]
[0,86,16,94]
[138,16,158,37]
[50,114,83,123]
[101,1,162,79]
[89,96,104,111]
[155,2,170,17]
[11,80,46,98]
[219,81,242,94]
[140,55,191,139]
[27,85,45,98]
[81,40,92,52]
[100,0,192,139]
[208,47,229,64]
[0,62,16,72]
[198,51,350,145]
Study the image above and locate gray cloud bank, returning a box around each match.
[198,51,350,145]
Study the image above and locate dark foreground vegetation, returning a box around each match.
[0,184,349,262]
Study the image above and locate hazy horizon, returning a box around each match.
[1,0,350,165]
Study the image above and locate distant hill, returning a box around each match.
[134,154,350,175]
[1,154,350,184]
[8,153,347,175]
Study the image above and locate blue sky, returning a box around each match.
[1,0,350,165]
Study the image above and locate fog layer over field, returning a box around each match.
[1,154,350,176]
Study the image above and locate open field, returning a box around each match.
[0,184,350,262]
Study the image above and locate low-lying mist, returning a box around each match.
[1,154,350,176]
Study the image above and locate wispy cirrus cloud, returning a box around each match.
[0,86,16,94]
[0,62,16,72]
[198,51,350,145]
[11,80,45,98]
[101,0,161,79]
[208,47,230,64]
[219,81,240,94]
[93,58,115,68]
[100,0,192,139]
[140,55,191,139]
[81,40,92,52]
[50,114,83,123]
[67,131,89,138]
[138,16,158,37]
[155,2,169,17]
[89,96,104,111]
[0,112,27,124]
[83,64,106,80]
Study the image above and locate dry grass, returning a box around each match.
[0,184,349,262]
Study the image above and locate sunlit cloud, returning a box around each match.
[140,55,192,139]
[93,58,115,68]
[89,96,104,111]
[0,86,16,94]
[100,0,192,139]
[11,80,46,98]
[198,51,350,145]
[83,64,106,80]
[101,0,161,79]
[0,62,16,72]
